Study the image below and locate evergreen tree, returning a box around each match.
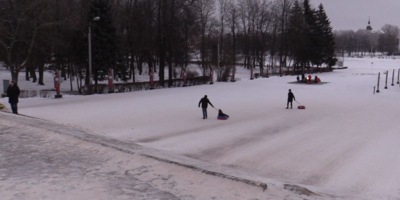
[303,0,320,67]
[89,0,121,90]
[288,1,307,71]
[316,4,337,68]
[71,30,89,94]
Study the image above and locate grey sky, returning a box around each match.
[310,0,400,31]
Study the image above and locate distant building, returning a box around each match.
[366,17,373,32]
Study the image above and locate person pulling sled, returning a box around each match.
[286,89,295,109]
[198,95,214,119]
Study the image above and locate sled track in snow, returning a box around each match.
[136,108,312,145]
[0,112,270,192]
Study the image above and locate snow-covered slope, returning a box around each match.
[2,57,400,199]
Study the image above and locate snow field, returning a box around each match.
[2,57,400,199]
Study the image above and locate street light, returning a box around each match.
[88,16,100,85]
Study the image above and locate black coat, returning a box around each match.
[288,91,295,102]
[198,97,214,108]
[7,85,20,104]
[218,110,229,117]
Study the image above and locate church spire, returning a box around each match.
[366,17,373,31]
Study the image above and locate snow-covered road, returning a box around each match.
[3,57,400,199]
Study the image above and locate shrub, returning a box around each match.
[186,69,199,78]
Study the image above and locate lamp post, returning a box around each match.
[88,16,100,86]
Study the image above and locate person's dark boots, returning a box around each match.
[286,107,288,109]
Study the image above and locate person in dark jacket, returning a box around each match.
[218,109,229,118]
[286,89,295,109]
[198,95,214,119]
[7,81,21,114]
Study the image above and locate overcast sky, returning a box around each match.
[310,0,400,31]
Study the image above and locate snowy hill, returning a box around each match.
[1,57,400,199]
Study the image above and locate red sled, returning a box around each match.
[298,105,306,109]
[218,116,229,120]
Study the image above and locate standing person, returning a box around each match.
[286,89,295,109]
[198,95,214,119]
[7,81,20,114]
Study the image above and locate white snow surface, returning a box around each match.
[2,57,400,199]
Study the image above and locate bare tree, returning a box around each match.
[0,0,55,83]
[215,0,229,81]
[380,24,400,55]
[254,0,272,75]
[193,0,216,76]
[274,0,293,68]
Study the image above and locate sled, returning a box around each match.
[298,105,306,109]
[217,116,229,120]
[0,103,5,109]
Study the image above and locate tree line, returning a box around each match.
[335,24,400,57]
[0,0,337,93]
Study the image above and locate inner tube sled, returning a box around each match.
[217,115,229,120]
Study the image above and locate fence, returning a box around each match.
[255,66,333,78]
[12,76,211,98]
[19,90,57,98]
[82,76,211,94]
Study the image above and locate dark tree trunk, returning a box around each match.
[94,71,98,93]
[62,63,67,80]
[138,55,143,75]
[158,0,166,85]
[38,64,45,85]
[25,67,30,81]
[30,65,37,82]
[167,0,175,87]
[85,65,89,85]
[68,62,73,91]
[130,51,136,83]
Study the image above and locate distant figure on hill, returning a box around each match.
[198,95,214,119]
[286,89,295,109]
[7,81,20,114]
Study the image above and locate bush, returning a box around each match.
[186,69,199,78]
[82,84,108,94]
[217,67,231,82]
